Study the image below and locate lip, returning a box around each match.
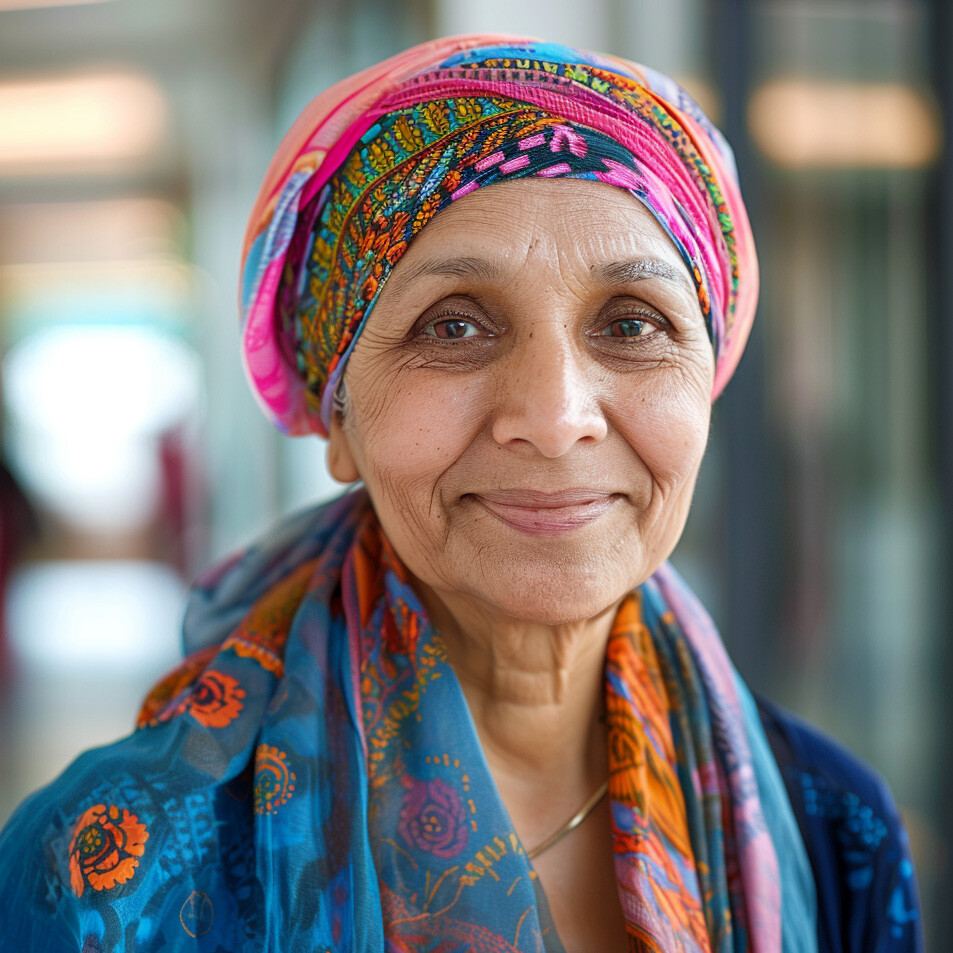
[467,489,620,535]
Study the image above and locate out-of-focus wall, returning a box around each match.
[727,5,946,941]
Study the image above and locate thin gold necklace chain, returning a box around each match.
[526,779,609,860]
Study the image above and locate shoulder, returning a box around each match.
[0,733,163,950]
[756,696,924,953]
[756,696,899,816]
[0,649,267,951]
[0,499,356,951]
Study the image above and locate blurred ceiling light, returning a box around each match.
[0,198,183,265]
[0,258,192,292]
[6,325,201,436]
[4,325,202,529]
[8,561,183,675]
[749,80,941,169]
[0,71,166,175]
[0,0,116,8]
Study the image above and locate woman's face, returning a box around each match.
[328,179,715,626]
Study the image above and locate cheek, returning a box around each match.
[346,372,489,495]
[617,371,711,493]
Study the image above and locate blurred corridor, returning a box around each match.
[0,0,949,944]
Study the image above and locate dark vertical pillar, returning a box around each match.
[925,0,953,940]
[709,0,781,691]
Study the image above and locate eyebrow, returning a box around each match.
[593,259,694,293]
[389,256,505,289]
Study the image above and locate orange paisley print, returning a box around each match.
[187,670,246,728]
[253,745,296,815]
[222,558,318,677]
[607,596,694,860]
[68,804,149,898]
[136,646,218,728]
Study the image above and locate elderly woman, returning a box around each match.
[0,35,923,953]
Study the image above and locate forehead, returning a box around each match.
[392,178,692,281]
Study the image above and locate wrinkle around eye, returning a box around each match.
[598,282,702,335]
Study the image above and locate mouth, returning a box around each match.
[466,489,621,535]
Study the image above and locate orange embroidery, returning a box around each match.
[187,671,245,728]
[180,890,214,937]
[253,745,296,815]
[222,559,318,678]
[607,594,694,859]
[137,646,218,728]
[68,804,149,898]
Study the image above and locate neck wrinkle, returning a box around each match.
[422,587,620,793]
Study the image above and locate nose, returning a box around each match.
[490,328,608,457]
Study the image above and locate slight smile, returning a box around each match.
[467,490,622,535]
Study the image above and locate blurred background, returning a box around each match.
[0,0,949,943]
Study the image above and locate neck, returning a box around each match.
[419,586,619,800]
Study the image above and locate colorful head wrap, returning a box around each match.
[241,35,758,436]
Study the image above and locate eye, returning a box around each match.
[425,317,485,340]
[596,307,666,339]
[600,317,655,338]
[417,300,497,342]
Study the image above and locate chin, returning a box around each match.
[469,563,646,628]
[398,520,674,631]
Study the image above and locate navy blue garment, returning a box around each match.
[757,698,925,953]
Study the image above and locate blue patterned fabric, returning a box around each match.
[757,697,925,953]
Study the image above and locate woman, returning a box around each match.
[0,35,923,953]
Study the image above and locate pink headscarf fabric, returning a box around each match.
[240,35,758,436]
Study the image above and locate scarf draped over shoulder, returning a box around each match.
[0,489,816,952]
